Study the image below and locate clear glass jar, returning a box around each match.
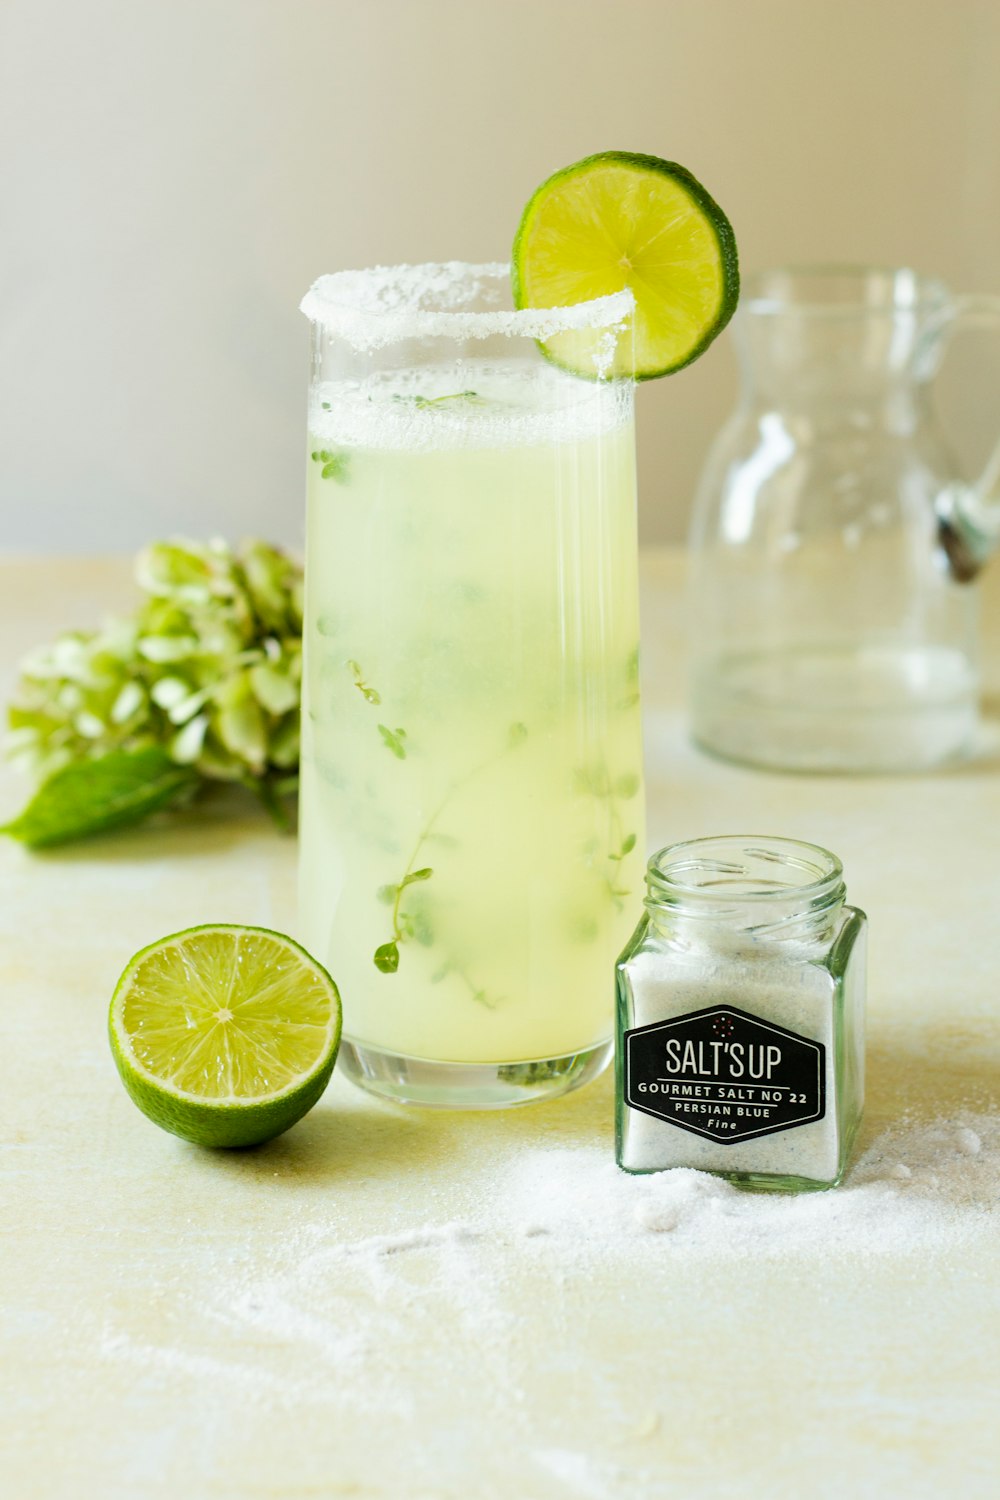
[615,836,865,1191]
[688,266,1000,773]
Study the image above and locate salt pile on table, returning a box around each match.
[499,1112,996,1260]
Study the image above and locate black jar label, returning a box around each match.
[624,1005,826,1144]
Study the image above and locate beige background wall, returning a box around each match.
[2,0,1000,552]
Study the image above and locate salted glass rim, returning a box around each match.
[741,263,953,320]
[300,260,634,350]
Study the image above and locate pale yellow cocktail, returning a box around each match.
[299,267,643,1106]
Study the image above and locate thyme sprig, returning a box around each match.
[372,722,529,981]
[347,660,380,705]
[310,449,349,482]
[391,390,484,410]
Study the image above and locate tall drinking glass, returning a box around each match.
[299,263,644,1108]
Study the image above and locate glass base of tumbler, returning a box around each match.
[337,1037,613,1110]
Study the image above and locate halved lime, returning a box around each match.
[512,150,739,379]
[108,925,341,1148]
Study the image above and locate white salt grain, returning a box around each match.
[97,1108,999,1431]
[617,947,844,1182]
[501,1112,998,1260]
[632,1201,680,1233]
[300,262,632,353]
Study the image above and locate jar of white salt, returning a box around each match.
[615,836,866,1191]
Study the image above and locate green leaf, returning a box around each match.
[240,541,300,630]
[376,883,399,906]
[268,711,300,769]
[1,746,198,849]
[150,675,192,711]
[137,634,200,663]
[373,941,399,974]
[508,721,528,747]
[169,713,209,764]
[245,774,295,834]
[609,833,637,862]
[249,662,299,715]
[315,451,349,483]
[347,659,381,705]
[135,542,214,601]
[573,764,611,797]
[110,680,146,724]
[403,867,433,885]
[569,914,599,942]
[377,724,407,760]
[410,908,434,947]
[217,691,268,770]
[398,390,484,410]
[615,772,641,800]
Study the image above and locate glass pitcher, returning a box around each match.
[299,264,644,1108]
[688,266,1000,773]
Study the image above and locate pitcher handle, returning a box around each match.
[936,293,1000,582]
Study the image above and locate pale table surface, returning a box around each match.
[2,552,998,1500]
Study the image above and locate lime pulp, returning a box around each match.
[108,924,342,1148]
[512,150,739,380]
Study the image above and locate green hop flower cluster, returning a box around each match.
[6,538,303,825]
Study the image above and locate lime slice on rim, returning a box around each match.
[108,924,341,1148]
[512,150,739,380]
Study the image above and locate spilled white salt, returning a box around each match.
[496,1113,999,1259]
[97,1109,999,1436]
[534,1448,630,1498]
[132,1111,991,1271]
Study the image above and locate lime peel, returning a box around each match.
[108,924,342,1148]
[512,150,739,380]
